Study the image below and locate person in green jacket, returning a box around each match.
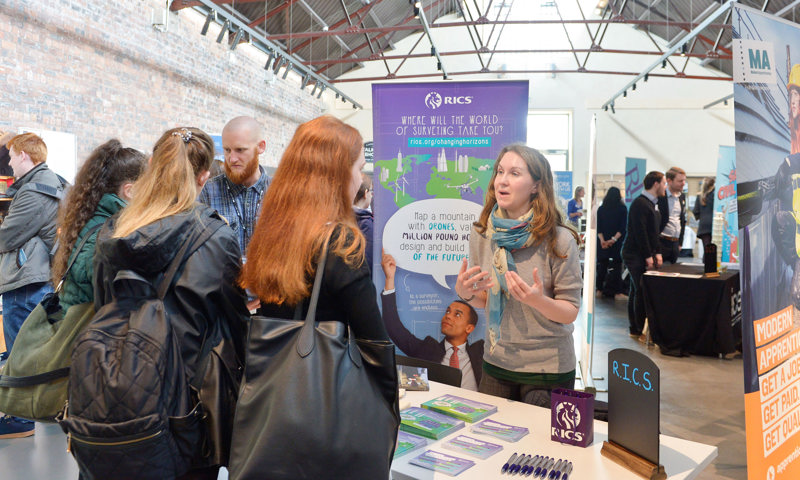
[51,139,146,311]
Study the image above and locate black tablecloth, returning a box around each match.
[641,263,741,357]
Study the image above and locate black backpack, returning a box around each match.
[58,221,221,480]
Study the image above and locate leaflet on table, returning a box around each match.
[470,418,529,442]
[440,434,504,459]
[400,407,465,439]
[397,365,430,391]
[643,271,681,277]
[421,394,498,422]
[409,449,475,476]
[394,431,428,458]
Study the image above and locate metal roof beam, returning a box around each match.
[192,0,362,108]
[170,0,264,12]
[246,0,301,29]
[601,0,734,111]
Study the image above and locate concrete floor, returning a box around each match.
[590,294,746,480]
[0,291,746,480]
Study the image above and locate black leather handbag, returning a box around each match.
[228,240,400,480]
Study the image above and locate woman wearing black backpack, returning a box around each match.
[76,127,249,480]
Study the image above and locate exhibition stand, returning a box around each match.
[391,381,717,480]
[642,263,740,357]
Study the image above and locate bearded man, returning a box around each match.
[199,116,270,258]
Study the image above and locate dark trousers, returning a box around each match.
[596,257,623,296]
[698,233,712,247]
[479,371,575,409]
[659,236,680,264]
[623,256,646,335]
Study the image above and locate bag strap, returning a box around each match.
[155,217,223,299]
[0,367,70,388]
[296,228,335,357]
[55,223,104,293]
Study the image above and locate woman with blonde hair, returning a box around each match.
[89,127,249,480]
[231,115,397,479]
[456,144,582,407]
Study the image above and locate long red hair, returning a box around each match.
[240,116,365,306]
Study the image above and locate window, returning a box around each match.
[526,111,572,172]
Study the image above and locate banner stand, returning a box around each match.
[601,441,666,480]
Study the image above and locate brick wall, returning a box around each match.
[0,0,326,167]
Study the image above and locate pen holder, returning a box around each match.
[550,388,594,447]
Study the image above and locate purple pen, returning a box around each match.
[502,453,519,474]
[533,456,549,477]
[521,455,540,475]
[525,455,544,476]
[512,454,530,474]
[539,457,555,478]
[549,459,564,479]
[561,461,574,480]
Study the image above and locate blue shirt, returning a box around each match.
[198,166,270,257]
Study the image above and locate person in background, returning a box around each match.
[657,166,687,264]
[693,176,715,247]
[596,186,628,299]
[93,127,249,479]
[234,115,395,477]
[622,171,666,340]
[198,116,269,311]
[455,144,582,408]
[381,251,483,390]
[0,133,65,439]
[0,130,13,177]
[51,139,146,312]
[353,172,374,274]
[567,185,584,228]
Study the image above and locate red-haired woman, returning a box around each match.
[231,116,396,479]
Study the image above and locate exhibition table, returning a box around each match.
[391,382,717,480]
[641,263,741,357]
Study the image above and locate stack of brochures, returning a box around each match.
[409,450,475,476]
[421,394,498,423]
[394,431,428,458]
[400,407,465,439]
[470,418,529,442]
[441,434,504,459]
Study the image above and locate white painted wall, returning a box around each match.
[326,8,734,184]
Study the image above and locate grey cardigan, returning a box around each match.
[0,163,64,294]
[469,224,582,374]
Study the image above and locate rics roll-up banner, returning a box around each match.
[372,81,528,347]
[733,5,800,479]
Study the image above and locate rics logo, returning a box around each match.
[425,91,443,109]
[555,401,581,430]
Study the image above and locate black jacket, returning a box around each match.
[596,203,627,261]
[381,290,483,386]
[94,204,250,466]
[622,194,662,262]
[257,226,389,341]
[657,192,687,244]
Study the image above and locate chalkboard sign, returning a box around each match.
[608,348,660,464]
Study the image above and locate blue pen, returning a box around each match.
[513,455,530,474]
[561,462,574,480]
[533,456,549,477]
[525,455,543,476]
[521,455,539,475]
[502,453,518,474]
[539,457,555,478]
[551,459,565,480]
[549,459,563,479]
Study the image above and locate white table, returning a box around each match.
[391,382,717,480]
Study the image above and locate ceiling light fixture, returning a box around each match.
[216,20,229,43]
[201,11,215,36]
[282,63,291,79]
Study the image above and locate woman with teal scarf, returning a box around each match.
[455,144,582,408]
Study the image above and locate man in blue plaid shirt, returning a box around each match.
[199,116,270,310]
